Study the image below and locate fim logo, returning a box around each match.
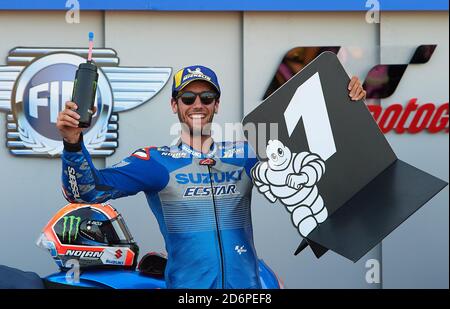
[0,47,172,156]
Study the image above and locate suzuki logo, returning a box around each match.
[115,249,123,259]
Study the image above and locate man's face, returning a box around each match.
[171,80,220,135]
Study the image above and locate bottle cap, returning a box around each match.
[79,62,97,72]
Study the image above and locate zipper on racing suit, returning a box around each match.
[200,158,225,288]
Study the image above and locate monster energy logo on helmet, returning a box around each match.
[62,216,81,243]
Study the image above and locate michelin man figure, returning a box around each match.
[251,140,328,237]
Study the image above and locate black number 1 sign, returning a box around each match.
[243,52,447,262]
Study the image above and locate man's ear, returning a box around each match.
[214,99,220,114]
[170,98,178,114]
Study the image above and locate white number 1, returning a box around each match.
[283,72,337,161]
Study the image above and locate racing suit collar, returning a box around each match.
[175,138,217,159]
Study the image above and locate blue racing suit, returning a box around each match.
[61,134,262,289]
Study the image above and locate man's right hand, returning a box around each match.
[56,101,82,144]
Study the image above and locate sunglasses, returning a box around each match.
[176,91,218,105]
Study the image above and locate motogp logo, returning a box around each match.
[0,47,171,156]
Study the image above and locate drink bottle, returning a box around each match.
[71,32,98,128]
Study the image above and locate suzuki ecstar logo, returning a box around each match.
[0,47,172,156]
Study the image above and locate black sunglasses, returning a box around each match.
[176,91,218,105]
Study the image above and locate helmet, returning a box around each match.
[37,203,139,270]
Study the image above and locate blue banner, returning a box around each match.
[0,0,448,11]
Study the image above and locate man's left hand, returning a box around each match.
[348,76,366,101]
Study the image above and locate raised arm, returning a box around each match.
[57,101,169,203]
[61,136,169,203]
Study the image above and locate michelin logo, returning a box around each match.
[183,67,211,82]
[251,140,328,237]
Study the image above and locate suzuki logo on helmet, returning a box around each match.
[115,249,123,259]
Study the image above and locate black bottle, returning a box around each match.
[72,61,98,128]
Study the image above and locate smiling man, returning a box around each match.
[57,65,365,289]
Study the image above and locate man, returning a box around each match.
[57,65,366,288]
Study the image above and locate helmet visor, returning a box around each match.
[87,214,134,245]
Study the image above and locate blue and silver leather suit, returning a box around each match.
[61,135,265,289]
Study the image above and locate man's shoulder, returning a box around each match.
[130,145,188,160]
[129,146,158,161]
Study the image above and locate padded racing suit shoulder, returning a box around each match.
[61,136,170,203]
